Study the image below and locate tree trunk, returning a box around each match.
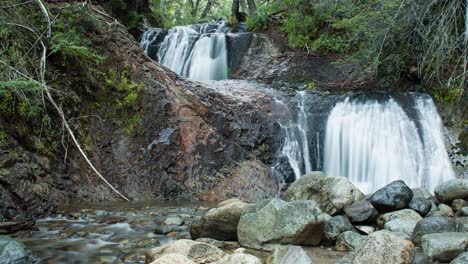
[240,0,247,13]
[201,0,216,19]
[231,0,241,24]
[247,0,256,14]
[464,0,468,89]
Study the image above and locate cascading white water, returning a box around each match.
[141,22,229,81]
[274,92,313,181]
[323,95,455,193]
[415,97,456,191]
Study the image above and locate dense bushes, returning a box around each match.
[249,0,466,96]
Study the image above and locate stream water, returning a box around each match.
[17,201,215,263]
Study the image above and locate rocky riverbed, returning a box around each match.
[2,174,467,264]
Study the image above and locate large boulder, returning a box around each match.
[215,253,261,264]
[409,197,432,216]
[237,198,331,250]
[376,209,422,228]
[336,231,365,251]
[150,253,196,264]
[348,231,415,264]
[343,200,378,224]
[324,215,357,240]
[369,181,413,213]
[0,235,34,264]
[411,216,464,246]
[283,172,364,215]
[435,179,468,203]
[190,201,247,241]
[145,239,225,264]
[267,245,312,264]
[421,233,468,262]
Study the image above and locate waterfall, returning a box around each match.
[141,22,229,81]
[323,95,455,193]
[273,93,313,182]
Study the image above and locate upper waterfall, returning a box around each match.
[141,21,230,81]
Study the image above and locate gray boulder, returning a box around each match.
[336,231,365,251]
[369,180,413,213]
[267,245,312,264]
[409,197,432,216]
[0,236,34,264]
[435,204,454,217]
[412,250,435,264]
[343,200,378,224]
[349,231,415,264]
[324,215,356,240]
[435,179,468,203]
[237,198,331,250]
[190,201,247,241]
[450,252,468,264]
[455,217,468,231]
[412,216,464,246]
[384,218,419,237]
[421,233,468,262]
[412,188,433,199]
[376,209,422,228]
[283,171,364,215]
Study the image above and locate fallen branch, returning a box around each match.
[34,0,131,202]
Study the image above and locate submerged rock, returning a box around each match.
[343,200,378,224]
[421,232,468,262]
[435,179,468,203]
[145,239,225,264]
[237,198,331,250]
[0,236,34,264]
[267,245,313,264]
[369,180,413,213]
[190,201,247,241]
[283,171,364,215]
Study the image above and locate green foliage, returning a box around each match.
[104,69,144,135]
[310,33,349,54]
[247,6,269,31]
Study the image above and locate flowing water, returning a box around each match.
[141,21,229,80]
[275,92,455,193]
[17,201,215,263]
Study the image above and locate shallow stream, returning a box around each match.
[17,201,215,263]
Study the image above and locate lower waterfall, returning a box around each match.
[276,92,455,193]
